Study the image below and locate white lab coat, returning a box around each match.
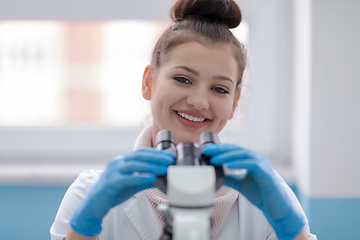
[50,169,317,240]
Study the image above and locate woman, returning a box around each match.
[50,0,317,239]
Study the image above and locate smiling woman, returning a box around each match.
[49,1,316,240]
[143,42,240,144]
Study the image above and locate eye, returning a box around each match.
[173,76,192,84]
[211,86,230,94]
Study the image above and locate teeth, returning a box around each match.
[176,111,206,122]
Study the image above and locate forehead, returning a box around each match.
[159,41,238,77]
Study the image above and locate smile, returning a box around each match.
[174,111,208,122]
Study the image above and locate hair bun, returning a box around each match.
[171,0,242,29]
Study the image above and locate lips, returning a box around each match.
[174,110,211,129]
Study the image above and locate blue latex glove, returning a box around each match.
[70,148,175,237]
[203,143,305,240]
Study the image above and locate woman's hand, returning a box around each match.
[203,143,305,240]
[69,148,175,237]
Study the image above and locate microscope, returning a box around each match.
[154,130,226,240]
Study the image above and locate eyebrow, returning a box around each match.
[173,66,234,85]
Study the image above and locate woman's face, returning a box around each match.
[143,41,240,145]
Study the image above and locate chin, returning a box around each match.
[174,132,201,145]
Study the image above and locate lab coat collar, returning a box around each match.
[124,192,162,240]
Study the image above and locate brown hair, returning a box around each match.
[151,0,246,87]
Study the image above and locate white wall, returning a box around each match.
[0,0,172,20]
[293,0,360,197]
[310,0,360,197]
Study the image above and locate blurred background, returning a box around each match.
[0,0,359,239]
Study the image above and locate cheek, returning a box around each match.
[212,102,233,134]
[150,87,182,114]
[214,99,234,120]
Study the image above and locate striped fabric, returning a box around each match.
[134,125,239,238]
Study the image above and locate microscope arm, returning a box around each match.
[172,209,212,240]
[167,166,215,240]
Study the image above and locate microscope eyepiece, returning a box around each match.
[156,130,176,151]
[199,131,219,147]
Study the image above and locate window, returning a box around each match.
[0,20,168,126]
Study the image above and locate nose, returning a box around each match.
[186,88,209,110]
